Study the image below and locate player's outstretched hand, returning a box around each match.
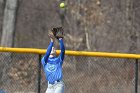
[48,30,55,41]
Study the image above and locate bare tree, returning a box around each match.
[0,0,18,85]
[0,0,5,38]
[1,0,18,47]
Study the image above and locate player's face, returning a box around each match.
[50,47,56,57]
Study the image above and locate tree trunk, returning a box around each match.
[1,0,18,47]
[0,0,5,37]
[0,0,18,86]
[124,0,137,92]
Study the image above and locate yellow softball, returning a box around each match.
[59,2,65,8]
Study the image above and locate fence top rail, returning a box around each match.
[0,47,140,59]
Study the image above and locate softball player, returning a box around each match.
[41,31,65,93]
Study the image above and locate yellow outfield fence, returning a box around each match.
[1,47,140,58]
[0,47,139,93]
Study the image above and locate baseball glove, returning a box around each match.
[51,27,64,39]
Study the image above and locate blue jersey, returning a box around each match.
[41,39,65,84]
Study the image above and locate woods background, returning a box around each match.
[0,0,140,93]
[0,0,140,53]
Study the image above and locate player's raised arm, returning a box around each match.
[42,31,55,64]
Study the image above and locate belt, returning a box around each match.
[49,80,61,84]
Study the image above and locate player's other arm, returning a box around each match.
[59,38,65,62]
